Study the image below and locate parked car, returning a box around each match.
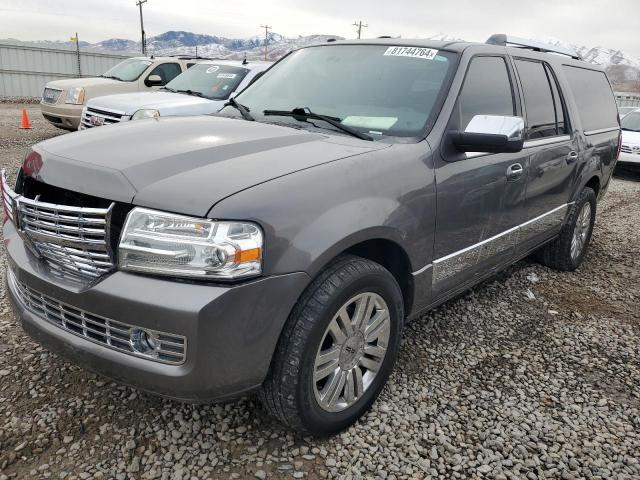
[79,60,271,130]
[618,105,639,118]
[619,108,640,169]
[40,56,203,130]
[4,35,620,436]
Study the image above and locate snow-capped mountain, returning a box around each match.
[6,30,639,86]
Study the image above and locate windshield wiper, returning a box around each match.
[224,97,255,121]
[160,86,177,93]
[263,107,373,141]
[175,89,208,98]
[99,75,122,81]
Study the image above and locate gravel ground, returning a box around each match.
[0,103,639,480]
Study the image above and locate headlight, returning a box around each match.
[118,208,263,279]
[131,109,160,120]
[65,87,85,105]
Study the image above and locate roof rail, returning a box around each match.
[166,55,213,60]
[486,34,581,60]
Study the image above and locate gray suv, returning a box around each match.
[3,35,621,435]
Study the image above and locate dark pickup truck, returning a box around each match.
[3,34,620,435]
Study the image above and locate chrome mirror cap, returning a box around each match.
[464,115,525,141]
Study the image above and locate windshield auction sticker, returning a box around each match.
[383,46,438,60]
[205,66,220,74]
[217,73,237,79]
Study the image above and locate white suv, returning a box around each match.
[40,56,201,130]
[79,60,271,130]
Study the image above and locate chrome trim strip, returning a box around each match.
[523,135,571,148]
[432,203,571,285]
[8,269,187,365]
[411,263,432,276]
[584,127,620,136]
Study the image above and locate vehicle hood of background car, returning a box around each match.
[45,77,140,97]
[87,91,224,116]
[622,129,640,145]
[32,115,389,217]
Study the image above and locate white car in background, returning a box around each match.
[79,60,271,130]
[619,109,640,169]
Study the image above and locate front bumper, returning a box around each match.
[618,151,640,166]
[4,220,309,402]
[40,101,83,130]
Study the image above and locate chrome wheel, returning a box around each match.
[313,292,390,413]
[571,203,591,261]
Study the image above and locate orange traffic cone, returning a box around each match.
[19,109,32,129]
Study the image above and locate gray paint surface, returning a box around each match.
[4,38,620,401]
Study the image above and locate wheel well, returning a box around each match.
[345,239,413,315]
[585,176,601,198]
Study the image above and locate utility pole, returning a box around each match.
[136,0,148,56]
[70,32,81,76]
[260,24,272,61]
[352,20,368,39]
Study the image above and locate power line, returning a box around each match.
[260,24,272,61]
[136,0,148,56]
[352,20,368,39]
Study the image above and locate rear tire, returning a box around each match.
[536,187,596,271]
[259,254,404,436]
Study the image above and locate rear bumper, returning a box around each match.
[40,101,82,130]
[4,221,309,402]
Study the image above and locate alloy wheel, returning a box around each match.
[571,203,592,261]
[313,292,391,413]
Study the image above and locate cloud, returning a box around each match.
[1,0,639,57]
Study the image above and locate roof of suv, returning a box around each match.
[311,38,599,70]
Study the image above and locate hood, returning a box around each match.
[33,116,387,217]
[87,91,220,115]
[622,129,640,145]
[46,77,123,89]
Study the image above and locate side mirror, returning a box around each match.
[145,74,163,87]
[451,115,525,154]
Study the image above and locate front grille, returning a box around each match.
[42,87,62,105]
[81,106,125,129]
[1,171,115,278]
[620,144,639,155]
[9,270,187,365]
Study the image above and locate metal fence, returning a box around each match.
[0,41,131,98]
[616,91,640,108]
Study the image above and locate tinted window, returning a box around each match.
[546,64,567,135]
[148,63,182,85]
[456,56,515,130]
[235,45,456,138]
[514,60,557,139]
[563,66,618,132]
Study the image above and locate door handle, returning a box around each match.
[506,163,524,181]
[566,151,579,164]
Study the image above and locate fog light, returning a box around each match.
[130,328,161,355]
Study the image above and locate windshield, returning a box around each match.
[165,64,250,99]
[234,44,455,138]
[102,59,152,81]
[621,111,640,131]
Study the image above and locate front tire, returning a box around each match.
[536,187,597,271]
[260,254,404,436]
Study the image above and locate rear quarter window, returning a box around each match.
[562,66,618,132]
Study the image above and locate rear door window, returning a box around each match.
[456,56,515,130]
[514,59,558,139]
[562,65,618,132]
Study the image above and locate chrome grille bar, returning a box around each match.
[81,107,125,129]
[1,170,116,278]
[9,270,187,365]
